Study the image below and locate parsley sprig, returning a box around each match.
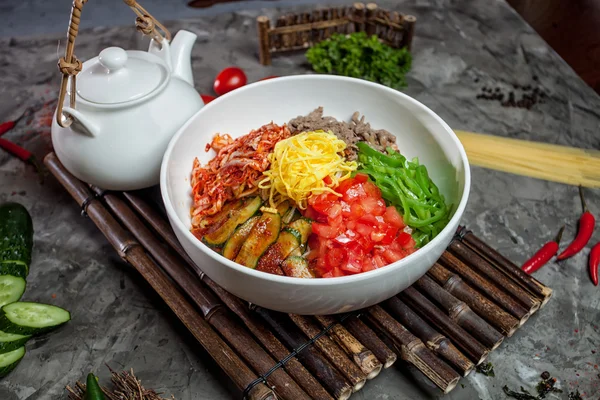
[306,32,412,89]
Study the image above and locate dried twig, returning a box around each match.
[65,366,175,400]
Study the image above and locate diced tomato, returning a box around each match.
[362,257,377,272]
[373,254,387,268]
[326,247,346,268]
[355,222,374,237]
[383,206,405,228]
[307,175,417,277]
[370,230,387,242]
[358,214,379,227]
[397,231,413,247]
[343,183,367,202]
[336,178,356,195]
[323,176,333,185]
[381,226,399,245]
[349,202,365,219]
[355,235,374,252]
[312,222,339,239]
[362,181,381,198]
[304,205,327,223]
[312,199,334,215]
[341,258,362,273]
[382,248,403,264]
[327,203,342,219]
[353,173,369,183]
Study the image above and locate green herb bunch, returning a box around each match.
[306,32,412,89]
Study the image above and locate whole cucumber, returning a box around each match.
[0,203,33,279]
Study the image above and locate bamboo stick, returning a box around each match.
[384,297,474,376]
[311,10,322,42]
[257,16,271,66]
[289,315,367,392]
[449,241,541,313]
[43,153,276,400]
[365,3,377,36]
[314,315,382,379]
[352,3,365,33]
[342,316,397,368]
[321,9,332,39]
[254,307,353,400]
[122,192,336,400]
[440,252,531,324]
[287,14,298,47]
[399,288,489,365]
[400,15,416,50]
[460,230,552,306]
[270,19,348,35]
[298,12,311,46]
[428,263,520,337]
[414,275,504,350]
[205,279,334,400]
[365,306,460,393]
[93,188,311,400]
[278,16,290,49]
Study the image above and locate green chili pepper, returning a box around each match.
[357,142,404,167]
[415,165,433,196]
[84,373,105,400]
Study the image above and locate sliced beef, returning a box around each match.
[288,107,397,160]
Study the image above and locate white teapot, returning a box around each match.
[52,30,204,190]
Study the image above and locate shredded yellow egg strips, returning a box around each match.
[259,130,357,209]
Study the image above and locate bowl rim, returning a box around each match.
[160,74,471,286]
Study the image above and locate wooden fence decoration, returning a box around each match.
[257,2,417,65]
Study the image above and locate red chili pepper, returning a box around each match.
[522,225,565,274]
[0,108,30,136]
[589,243,600,286]
[557,186,595,260]
[0,138,41,174]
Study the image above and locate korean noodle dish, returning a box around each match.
[190,107,452,278]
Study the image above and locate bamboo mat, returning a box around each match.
[44,152,553,400]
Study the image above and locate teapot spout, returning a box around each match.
[169,30,197,86]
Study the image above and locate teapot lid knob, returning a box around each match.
[98,47,128,71]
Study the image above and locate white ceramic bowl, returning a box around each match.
[161,75,470,315]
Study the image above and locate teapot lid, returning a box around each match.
[76,47,167,104]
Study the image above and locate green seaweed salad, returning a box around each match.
[356,142,452,247]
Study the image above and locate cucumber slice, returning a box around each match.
[0,203,33,276]
[287,218,312,246]
[0,346,25,378]
[235,212,281,269]
[0,261,28,280]
[192,199,243,235]
[0,275,26,308]
[203,197,262,247]
[222,216,260,260]
[288,247,303,257]
[0,330,30,354]
[0,302,71,335]
[276,201,291,216]
[256,244,285,276]
[281,256,314,278]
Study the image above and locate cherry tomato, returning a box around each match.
[214,67,247,96]
[200,94,216,104]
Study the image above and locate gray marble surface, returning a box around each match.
[1,0,600,399]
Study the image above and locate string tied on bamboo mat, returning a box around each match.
[80,190,107,217]
[242,312,357,399]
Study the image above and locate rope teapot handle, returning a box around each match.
[56,0,171,128]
